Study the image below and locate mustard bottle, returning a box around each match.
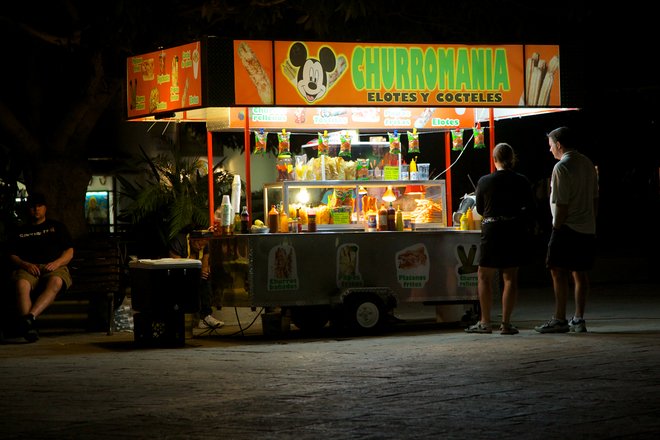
[395,205,404,231]
[459,211,469,230]
[466,207,475,230]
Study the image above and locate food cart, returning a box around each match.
[126,38,571,335]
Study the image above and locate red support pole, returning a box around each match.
[244,107,252,216]
[489,108,496,173]
[207,130,215,227]
[444,131,453,227]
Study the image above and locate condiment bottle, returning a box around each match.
[387,202,396,231]
[378,203,388,231]
[234,211,241,234]
[278,204,288,233]
[307,208,317,232]
[268,205,279,233]
[459,211,469,230]
[240,206,250,233]
[466,207,475,230]
[395,205,404,231]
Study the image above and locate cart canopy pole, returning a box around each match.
[207,130,215,226]
[244,107,252,216]
[489,108,496,173]
[444,131,453,226]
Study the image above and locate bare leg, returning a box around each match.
[572,270,589,318]
[477,266,496,325]
[28,277,63,318]
[550,267,569,320]
[500,267,519,324]
[15,279,33,316]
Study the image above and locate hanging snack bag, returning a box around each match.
[318,130,329,156]
[388,130,401,155]
[407,128,420,153]
[339,131,352,159]
[278,128,291,156]
[254,129,267,155]
[473,125,485,149]
[451,128,464,151]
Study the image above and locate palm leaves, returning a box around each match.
[117,142,236,249]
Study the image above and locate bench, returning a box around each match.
[37,235,127,335]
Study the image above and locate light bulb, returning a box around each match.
[382,186,396,202]
[296,187,310,204]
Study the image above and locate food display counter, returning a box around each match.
[209,228,480,334]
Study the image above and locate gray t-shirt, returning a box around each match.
[550,150,598,234]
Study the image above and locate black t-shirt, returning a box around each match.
[476,169,535,219]
[8,219,74,264]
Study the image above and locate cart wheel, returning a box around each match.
[344,293,386,333]
[289,306,331,333]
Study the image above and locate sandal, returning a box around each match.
[465,322,492,334]
[500,323,519,335]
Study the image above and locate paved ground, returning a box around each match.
[1,281,659,439]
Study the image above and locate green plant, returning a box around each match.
[117,142,236,252]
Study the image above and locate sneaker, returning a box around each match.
[23,314,39,343]
[198,315,225,329]
[534,318,569,333]
[465,322,492,334]
[569,317,587,333]
[500,323,519,335]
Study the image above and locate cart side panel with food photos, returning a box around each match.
[126,39,571,333]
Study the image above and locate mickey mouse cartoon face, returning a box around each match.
[289,42,336,103]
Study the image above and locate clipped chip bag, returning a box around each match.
[339,131,352,159]
[388,130,401,155]
[254,129,267,155]
[473,124,485,149]
[278,129,291,156]
[407,128,420,154]
[318,130,329,156]
[451,128,464,151]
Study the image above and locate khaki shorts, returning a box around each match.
[12,265,73,292]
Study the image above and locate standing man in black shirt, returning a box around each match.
[8,193,74,342]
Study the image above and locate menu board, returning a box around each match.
[126,41,203,118]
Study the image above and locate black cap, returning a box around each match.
[27,192,47,207]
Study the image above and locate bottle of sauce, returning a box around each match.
[395,205,404,231]
[278,204,288,233]
[378,203,388,231]
[268,204,279,233]
[307,208,317,232]
[240,206,250,233]
[466,207,475,230]
[387,202,396,231]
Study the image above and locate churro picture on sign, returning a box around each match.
[234,40,274,105]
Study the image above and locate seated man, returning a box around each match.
[8,193,74,342]
[168,226,224,330]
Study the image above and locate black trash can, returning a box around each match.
[129,259,201,347]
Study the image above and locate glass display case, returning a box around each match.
[263,179,447,231]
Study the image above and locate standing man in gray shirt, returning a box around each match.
[535,127,599,333]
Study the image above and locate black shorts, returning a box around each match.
[478,219,530,268]
[546,225,596,271]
